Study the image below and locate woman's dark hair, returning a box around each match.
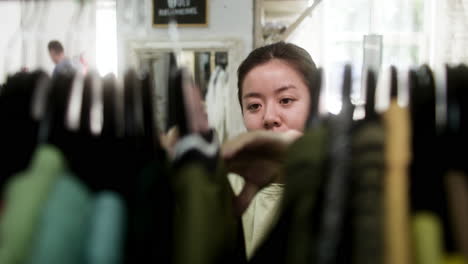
[237,41,317,108]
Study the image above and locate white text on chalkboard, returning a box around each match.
[159,7,198,16]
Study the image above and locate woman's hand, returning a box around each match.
[222,130,302,215]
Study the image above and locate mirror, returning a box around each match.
[126,39,245,136]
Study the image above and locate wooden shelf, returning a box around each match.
[264,0,309,17]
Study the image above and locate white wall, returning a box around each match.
[0,2,21,84]
[116,0,253,75]
[429,0,468,66]
[0,1,96,84]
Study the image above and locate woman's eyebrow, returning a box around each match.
[275,85,297,94]
[243,85,297,100]
[243,92,263,99]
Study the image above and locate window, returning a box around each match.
[290,0,428,113]
[96,0,118,76]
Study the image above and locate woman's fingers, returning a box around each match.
[222,130,266,159]
[227,158,280,186]
[223,130,302,215]
[222,130,302,160]
[234,182,259,216]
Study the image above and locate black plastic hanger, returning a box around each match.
[340,63,355,130]
[342,64,353,112]
[140,71,163,157]
[457,65,468,174]
[124,69,145,140]
[167,67,189,136]
[166,53,182,133]
[446,65,461,138]
[364,68,378,121]
[46,71,76,157]
[306,67,323,129]
[390,65,398,100]
[123,70,135,139]
[409,65,437,147]
[141,72,154,138]
[102,73,118,138]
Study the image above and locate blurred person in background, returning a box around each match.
[48,40,75,77]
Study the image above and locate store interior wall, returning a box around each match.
[115,0,252,139]
[116,0,253,76]
[2,0,468,82]
[430,0,468,65]
[0,0,96,84]
[3,0,468,138]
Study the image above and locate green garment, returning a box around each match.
[350,120,385,264]
[172,162,244,264]
[412,212,444,264]
[283,124,329,264]
[0,145,66,264]
[27,173,93,264]
[86,191,126,264]
[249,124,329,264]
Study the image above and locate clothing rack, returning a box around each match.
[0,63,468,264]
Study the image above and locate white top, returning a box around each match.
[228,173,284,259]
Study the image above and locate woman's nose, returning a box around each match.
[263,105,281,130]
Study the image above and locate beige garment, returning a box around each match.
[228,173,284,259]
[383,100,412,264]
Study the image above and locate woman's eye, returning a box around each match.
[247,103,261,111]
[280,98,294,105]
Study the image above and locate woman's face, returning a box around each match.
[241,59,311,132]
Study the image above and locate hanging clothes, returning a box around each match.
[349,118,385,264]
[0,145,67,264]
[409,66,455,253]
[383,101,412,264]
[314,65,354,264]
[225,64,247,141]
[27,173,93,264]
[86,191,126,264]
[412,213,444,264]
[248,124,330,264]
[445,172,468,260]
[171,131,246,264]
[206,66,228,142]
[383,67,412,264]
[443,65,468,260]
[124,159,173,264]
[1,59,468,264]
[349,70,385,264]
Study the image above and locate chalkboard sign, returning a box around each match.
[153,0,208,27]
